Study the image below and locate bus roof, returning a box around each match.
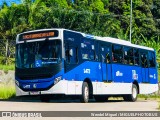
[17,28,154,51]
[62,28,154,51]
[94,36,154,51]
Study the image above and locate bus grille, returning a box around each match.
[18,74,53,80]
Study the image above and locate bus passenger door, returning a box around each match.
[100,45,112,82]
[141,51,149,83]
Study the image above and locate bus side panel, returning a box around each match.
[111,64,142,83]
[141,68,149,83]
[95,83,132,95]
[64,62,102,81]
[139,84,159,94]
[149,68,158,84]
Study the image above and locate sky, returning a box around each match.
[0,0,21,6]
[0,0,75,6]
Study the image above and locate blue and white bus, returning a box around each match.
[15,28,159,102]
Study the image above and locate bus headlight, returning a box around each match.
[54,76,62,85]
[15,80,19,86]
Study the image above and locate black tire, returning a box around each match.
[123,84,138,102]
[80,82,89,103]
[123,95,129,101]
[40,96,50,102]
[94,95,108,102]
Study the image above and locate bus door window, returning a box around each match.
[65,46,78,64]
[101,46,111,63]
[106,52,110,63]
[101,47,106,63]
[65,48,69,63]
[106,46,111,63]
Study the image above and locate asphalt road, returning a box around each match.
[0,98,159,120]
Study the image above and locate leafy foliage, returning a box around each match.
[0,0,160,65]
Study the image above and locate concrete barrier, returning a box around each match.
[0,70,15,86]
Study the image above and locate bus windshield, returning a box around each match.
[16,40,61,69]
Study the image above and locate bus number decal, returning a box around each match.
[84,69,90,74]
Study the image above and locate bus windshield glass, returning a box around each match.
[16,40,61,69]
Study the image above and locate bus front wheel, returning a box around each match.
[80,82,89,103]
[40,95,50,102]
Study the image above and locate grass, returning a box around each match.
[0,84,16,99]
[0,64,15,72]
[138,94,160,100]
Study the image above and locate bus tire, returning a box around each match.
[80,82,89,103]
[124,84,138,102]
[40,96,50,102]
[94,95,108,102]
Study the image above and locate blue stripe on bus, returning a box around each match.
[63,61,158,84]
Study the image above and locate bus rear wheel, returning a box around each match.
[123,84,138,102]
[80,82,89,103]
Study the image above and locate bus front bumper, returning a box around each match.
[15,80,83,96]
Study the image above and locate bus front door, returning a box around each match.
[100,45,112,82]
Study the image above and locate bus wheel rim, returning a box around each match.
[84,86,89,100]
[132,87,137,98]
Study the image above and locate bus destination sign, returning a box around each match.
[19,30,59,41]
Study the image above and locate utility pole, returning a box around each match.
[130,0,132,43]
[5,39,8,65]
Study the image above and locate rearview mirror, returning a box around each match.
[69,49,73,57]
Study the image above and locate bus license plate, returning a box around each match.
[30,91,40,95]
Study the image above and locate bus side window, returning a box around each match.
[81,49,94,60]
[149,52,156,68]
[133,49,139,65]
[141,52,148,68]
[124,47,133,65]
[112,45,123,63]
